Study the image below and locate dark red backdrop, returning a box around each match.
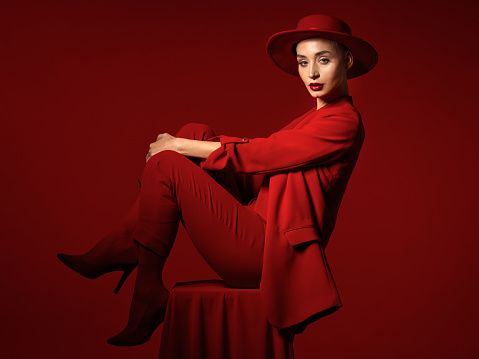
[1,0,478,358]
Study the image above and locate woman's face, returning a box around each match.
[296,38,352,105]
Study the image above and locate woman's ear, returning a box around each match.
[345,51,353,71]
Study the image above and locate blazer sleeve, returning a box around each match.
[201,108,360,175]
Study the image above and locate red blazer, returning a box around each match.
[202,96,364,331]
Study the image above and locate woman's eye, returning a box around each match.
[298,60,308,67]
[319,58,330,64]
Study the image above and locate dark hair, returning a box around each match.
[331,40,350,59]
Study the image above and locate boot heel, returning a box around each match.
[114,267,135,294]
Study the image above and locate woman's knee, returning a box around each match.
[141,151,201,195]
[143,151,193,183]
[175,123,215,140]
[146,150,185,170]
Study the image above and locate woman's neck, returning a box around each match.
[316,83,349,109]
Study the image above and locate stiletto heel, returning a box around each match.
[113,267,135,294]
[57,228,139,289]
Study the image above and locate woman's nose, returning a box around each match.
[309,64,319,79]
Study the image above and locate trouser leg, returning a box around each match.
[131,122,215,234]
[133,150,265,288]
[174,122,216,140]
[174,123,216,165]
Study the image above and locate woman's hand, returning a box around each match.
[146,134,221,162]
[146,133,177,162]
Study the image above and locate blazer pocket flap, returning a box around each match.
[284,226,322,246]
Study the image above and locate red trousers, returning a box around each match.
[132,124,265,288]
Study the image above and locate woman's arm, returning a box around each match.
[146,133,221,162]
[202,110,361,175]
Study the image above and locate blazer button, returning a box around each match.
[241,137,246,141]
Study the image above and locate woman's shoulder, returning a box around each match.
[309,97,361,124]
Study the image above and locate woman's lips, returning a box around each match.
[309,83,323,91]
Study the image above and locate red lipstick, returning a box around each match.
[309,83,323,91]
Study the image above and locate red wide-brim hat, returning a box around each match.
[266,14,378,79]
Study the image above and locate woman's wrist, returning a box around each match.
[172,137,183,154]
[175,138,220,159]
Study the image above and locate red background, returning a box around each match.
[1,0,478,358]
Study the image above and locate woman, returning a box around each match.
[58,14,378,346]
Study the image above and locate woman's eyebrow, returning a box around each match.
[296,50,332,58]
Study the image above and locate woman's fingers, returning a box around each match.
[147,133,177,162]
[157,133,174,141]
[146,142,158,162]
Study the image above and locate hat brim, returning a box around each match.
[266,29,378,79]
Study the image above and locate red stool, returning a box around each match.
[159,280,295,359]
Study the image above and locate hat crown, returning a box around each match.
[266,14,377,78]
[297,14,351,35]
